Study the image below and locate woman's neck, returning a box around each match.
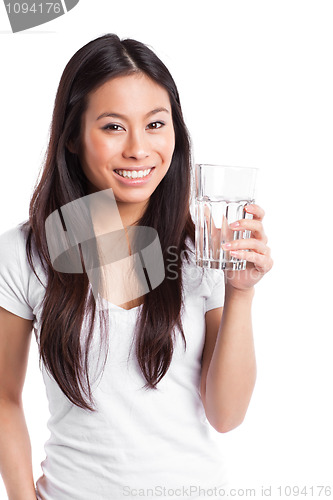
[85,182,149,229]
[116,199,149,228]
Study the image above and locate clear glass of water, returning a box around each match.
[195,164,258,270]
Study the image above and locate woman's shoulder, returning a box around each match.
[0,221,46,283]
[0,221,28,258]
[0,222,39,320]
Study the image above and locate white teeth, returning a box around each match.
[115,168,152,179]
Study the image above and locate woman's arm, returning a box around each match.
[200,285,256,433]
[200,204,272,433]
[0,307,37,500]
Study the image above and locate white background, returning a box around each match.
[1,0,333,497]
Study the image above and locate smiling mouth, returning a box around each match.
[114,168,155,179]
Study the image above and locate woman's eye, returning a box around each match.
[147,121,164,130]
[103,124,124,132]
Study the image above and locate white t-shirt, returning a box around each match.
[0,223,228,500]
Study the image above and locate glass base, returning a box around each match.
[196,258,247,271]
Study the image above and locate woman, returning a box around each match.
[0,34,273,499]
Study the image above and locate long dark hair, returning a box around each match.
[23,33,196,411]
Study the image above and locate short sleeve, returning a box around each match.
[0,225,35,320]
[204,269,225,313]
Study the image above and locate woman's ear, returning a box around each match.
[66,140,77,154]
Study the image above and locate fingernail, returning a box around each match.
[229,221,240,228]
[222,243,232,249]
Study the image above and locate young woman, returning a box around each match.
[0,34,273,500]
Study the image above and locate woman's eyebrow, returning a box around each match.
[145,107,170,118]
[96,107,170,121]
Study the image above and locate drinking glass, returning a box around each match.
[195,164,258,270]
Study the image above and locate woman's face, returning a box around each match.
[78,73,175,222]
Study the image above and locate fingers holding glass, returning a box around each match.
[244,203,265,221]
[229,248,273,274]
[229,218,268,244]
[222,238,270,255]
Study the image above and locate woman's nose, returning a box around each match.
[122,130,150,161]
